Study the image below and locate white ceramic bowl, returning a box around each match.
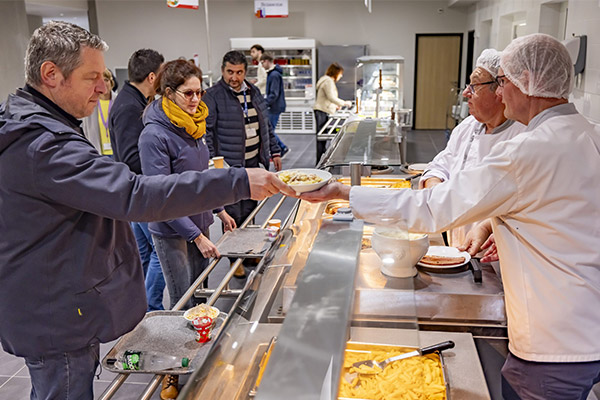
[277,169,332,194]
[371,228,429,278]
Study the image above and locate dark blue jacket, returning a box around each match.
[139,100,222,241]
[0,88,250,357]
[109,81,147,174]
[265,65,286,114]
[204,79,280,168]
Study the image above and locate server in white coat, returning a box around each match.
[301,33,600,399]
[419,49,526,247]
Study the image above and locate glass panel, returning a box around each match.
[323,118,405,166]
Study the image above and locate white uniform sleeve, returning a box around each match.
[350,139,521,233]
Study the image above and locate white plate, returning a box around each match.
[417,246,471,269]
[277,169,332,194]
[408,163,429,173]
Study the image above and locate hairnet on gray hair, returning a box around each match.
[25,21,108,87]
[500,33,573,99]
[475,48,501,79]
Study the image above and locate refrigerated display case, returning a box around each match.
[355,55,404,119]
[230,37,316,134]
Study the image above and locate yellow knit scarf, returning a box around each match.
[161,97,208,139]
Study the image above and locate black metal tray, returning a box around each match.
[101,310,226,375]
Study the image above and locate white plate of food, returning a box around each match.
[408,163,429,173]
[417,246,471,269]
[277,169,332,194]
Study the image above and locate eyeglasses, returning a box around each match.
[465,81,496,93]
[495,75,508,87]
[176,89,205,100]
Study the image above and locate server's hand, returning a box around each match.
[300,181,350,202]
[246,168,295,199]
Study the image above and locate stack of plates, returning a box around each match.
[408,163,428,173]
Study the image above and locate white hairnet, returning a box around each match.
[475,49,501,79]
[500,33,573,99]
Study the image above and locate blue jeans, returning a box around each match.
[24,344,99,400]
[502,352,600,399]
[131,222,165,311]
[152,233,209,310]
[268,112,287,153]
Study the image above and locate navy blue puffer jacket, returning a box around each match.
[203,79,280,168]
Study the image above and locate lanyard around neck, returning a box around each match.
[98,99,112,137]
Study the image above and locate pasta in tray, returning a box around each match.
[339,345,446,400]
[278,170,324,185]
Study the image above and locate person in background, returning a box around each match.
[82,68,116,156]
[250,44,267,94]
[204,50,282,278]
[109,49,166,311]
[314,62,352,163]
[419,49,525,249]
[260,52,289,157]
[301,33,600,400]
[0,21,292,400]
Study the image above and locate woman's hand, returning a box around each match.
[193,234,220,259]
[218,210,236,232]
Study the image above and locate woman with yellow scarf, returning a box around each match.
[138,60,236,398]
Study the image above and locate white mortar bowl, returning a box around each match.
[371,229,429,278]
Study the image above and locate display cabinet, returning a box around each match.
[230,37,317,134]
[355,55,405,118]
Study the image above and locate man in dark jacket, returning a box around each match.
[109,49,166,312]
[260,52,289,156]
[0,22,292,400]
[204,50,283,278]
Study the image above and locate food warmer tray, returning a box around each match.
[101,310,226,375]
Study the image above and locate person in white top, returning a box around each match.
[314,62,352,163]
[420,49,526,248]
[250,44,267,94]
[301,33,600,399]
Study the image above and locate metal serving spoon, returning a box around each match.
[350,340,455,375]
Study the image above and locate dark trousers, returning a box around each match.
[501,352,600,400]
[25,344,99,400]
[314,109,329,165]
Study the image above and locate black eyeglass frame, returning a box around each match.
[495,75,508,87]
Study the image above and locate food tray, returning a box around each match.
[339,341,450,400]
[215,227,271,258]
[101,310,226,375]
[246,339,450,399]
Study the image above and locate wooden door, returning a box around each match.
[414,34,462,130]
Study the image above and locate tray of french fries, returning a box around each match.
[339,341,449,400]
[246,338,449,399]
[337,177,412,189]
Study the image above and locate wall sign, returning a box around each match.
[254,0,288,18]
[167,0,199,10]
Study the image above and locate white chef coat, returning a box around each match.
[421,116,526,246]
[349,103,600,362]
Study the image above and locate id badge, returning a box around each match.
[245,126,257,138]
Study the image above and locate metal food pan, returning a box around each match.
[101,310,226,375]
[339,341,450,400]
[246,339,450,400]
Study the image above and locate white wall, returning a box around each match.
[95,0,470,109]
[0,0,30,100]
[465,0,600,123]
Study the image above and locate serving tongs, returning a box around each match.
[350,340,455,375]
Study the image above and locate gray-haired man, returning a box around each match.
[0,22,292,399]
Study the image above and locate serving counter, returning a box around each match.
[175,117,503,399]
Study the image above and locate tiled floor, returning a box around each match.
[5,129,597,399]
